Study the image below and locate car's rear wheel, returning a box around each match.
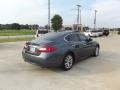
[93,46,99,57]
[62,54,74,71]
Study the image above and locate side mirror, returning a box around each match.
[89,38,92,41]
[86,38,92,42]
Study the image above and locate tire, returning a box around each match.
[62,54,74,71]
[88,34,90,37]
[93,46,99,57]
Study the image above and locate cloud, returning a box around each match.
[0,0,119,27]
[91,0,120,28]
[63,0,120,28]
[0,0,49,25]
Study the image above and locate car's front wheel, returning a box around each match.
[93,46,99,57]
[62,54,74,71]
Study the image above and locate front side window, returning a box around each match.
[79,34,88,41]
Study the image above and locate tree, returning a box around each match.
[0,24,2,30]
[11,23,20,30]
[23,24,29,29]
[118,28,120,35]
[20,24,29,29]
[51,14,63,32]
[65,27,72,30]
[44,25,50,30]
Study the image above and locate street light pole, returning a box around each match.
[77,5,82,31]
[94,10,97,31]
[80,7,83,32]
[48,0,51,32]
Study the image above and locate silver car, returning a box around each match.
[22,31,100,71]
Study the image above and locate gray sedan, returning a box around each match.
[22,31,100,71]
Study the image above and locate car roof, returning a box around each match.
[47,30,81,36]
[39,31,81,40]
[32,31,84,43]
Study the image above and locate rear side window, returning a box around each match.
[33,32,62,43]
[65,35,71,41]
[65,34,80,42]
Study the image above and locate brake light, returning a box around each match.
[37,46,57,53]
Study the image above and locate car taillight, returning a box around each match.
[36,46,57,53]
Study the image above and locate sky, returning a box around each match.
[0,0,120,28]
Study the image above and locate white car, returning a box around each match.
[84,30,103,37]
[35,30,48,38]
[97,30,103,36]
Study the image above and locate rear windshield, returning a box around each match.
[32,32,62,43]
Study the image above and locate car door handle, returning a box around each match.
[72,45,76,47]
[83,43,87,45]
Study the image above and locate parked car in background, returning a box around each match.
[96,30,104,36]
[118,30,120,35]
[84,30,99,37]
[84,29,104,37]
[103,29,109,36]
[22,31,100,71]
[35,29,48,38]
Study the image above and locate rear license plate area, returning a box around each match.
[30,46,36,52]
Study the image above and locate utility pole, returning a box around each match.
[94,10,97,31]
[80,6,82,32]
[48,0,51,32]
[76,5,81,31]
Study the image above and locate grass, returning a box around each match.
[0,29,35,36]
[0,37,35,43]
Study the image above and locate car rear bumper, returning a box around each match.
[22,50,63,68]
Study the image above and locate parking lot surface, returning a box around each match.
[0,35,120,90]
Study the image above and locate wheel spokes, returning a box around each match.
[65,55,73,69]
